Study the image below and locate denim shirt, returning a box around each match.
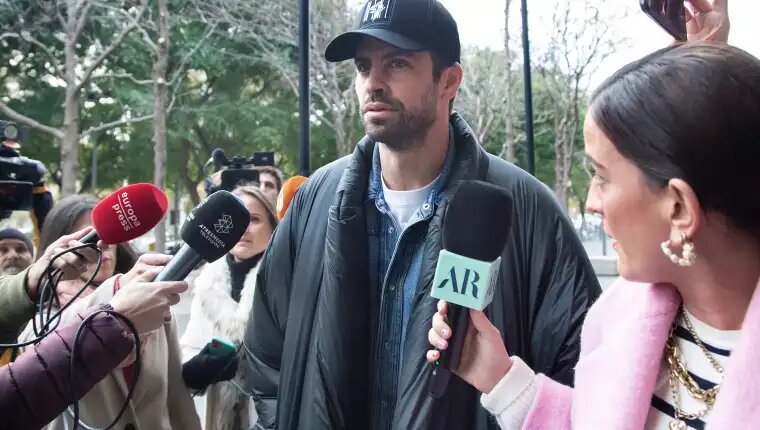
[366,130,455,430]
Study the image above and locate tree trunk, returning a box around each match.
[152,0,170,253]
[500,0,516,162]
[553,113,571,210]
[178,141,201,206]
[61,32,80,197]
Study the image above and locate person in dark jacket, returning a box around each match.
[0,255,189,430]
[242,1,601,429]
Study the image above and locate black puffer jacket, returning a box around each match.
[243,113,601,430]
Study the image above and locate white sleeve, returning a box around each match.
[480,356,539,429]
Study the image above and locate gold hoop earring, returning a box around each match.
[661,233,696,267]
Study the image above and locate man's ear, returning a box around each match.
[441,63,463,102]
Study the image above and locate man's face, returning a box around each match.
[259,172,280,206]
[0,238,32,275]
[354,38,441,150]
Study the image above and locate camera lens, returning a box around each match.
[3,124,18,140]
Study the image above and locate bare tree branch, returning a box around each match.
[83,111,153,136]
[56,1,67,30]
[72,1,94,43]
[76,4,148,92]
[0,102,63,139]
[169,22,218,85]
[0,32,63,78]
[93,71,154,85]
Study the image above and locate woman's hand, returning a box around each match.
[26,227,101,301]
[685,0,729,42]
[426,300,513,394]
[116,253,173,287]
[110,268,187,334]
[55,278,95,307]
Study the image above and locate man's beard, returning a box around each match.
[361,85,438,151]
[0,264,25,276]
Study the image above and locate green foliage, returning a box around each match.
[0,0,593,211]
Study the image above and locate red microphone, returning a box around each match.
[80,183,168,245]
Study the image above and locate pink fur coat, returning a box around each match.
[523,278,760,429]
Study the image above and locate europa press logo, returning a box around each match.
[214,214,233,234]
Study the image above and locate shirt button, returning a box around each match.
[388,227,395,233]
[384,342,390,350]
[422,203,431,211]
[381,400,389,408]
[389,284,396,291]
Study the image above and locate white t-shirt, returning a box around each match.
[381,177,436,229]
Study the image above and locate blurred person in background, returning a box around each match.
[255,166,283,207]
[181,184,277,430]
[0,228,34,276]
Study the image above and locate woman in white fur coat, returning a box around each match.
[181,184,277,430]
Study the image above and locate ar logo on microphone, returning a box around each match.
[214,214,233,234]
[436,267,481,299]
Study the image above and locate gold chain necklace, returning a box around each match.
[665,308,725,429]
[681,310,725,375]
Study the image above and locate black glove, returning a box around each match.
[182,341,239,391]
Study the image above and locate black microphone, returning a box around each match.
[204,148,228,170]
[429,180,514,398]
[155,190,250,282]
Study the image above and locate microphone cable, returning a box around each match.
[0,244,142,430]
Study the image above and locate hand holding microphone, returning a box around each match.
[31,182,168,300]
[427,180,514,397]
[426,300,512,394]
[110,265,188,335]
[26,227,102,301]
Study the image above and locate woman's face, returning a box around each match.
[583,116,676,283]
[72,213,118,284]
[229,194,274,262]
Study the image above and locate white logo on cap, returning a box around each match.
[214,214,233,234]
[363,0,391,23]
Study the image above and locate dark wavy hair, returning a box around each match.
[589,42,760,241]
[37,195,138,276]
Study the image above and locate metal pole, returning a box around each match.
[520,0,535,176]
[298,0,311,176]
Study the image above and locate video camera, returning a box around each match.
[203,148,275,194]
[0,120,47,215]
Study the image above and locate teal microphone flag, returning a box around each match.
[428,180,514,399]
[430,249,500,310]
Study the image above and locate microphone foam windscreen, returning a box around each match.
[443,181,514,261]
[276,176,307,220]
[91,183,168,244]
[181,190,251,262]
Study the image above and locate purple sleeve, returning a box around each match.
[0,304,134,430]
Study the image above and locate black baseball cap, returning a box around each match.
[325,0,460,64]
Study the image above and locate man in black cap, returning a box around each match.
[0,228,33,276]
[243,1,600,429]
